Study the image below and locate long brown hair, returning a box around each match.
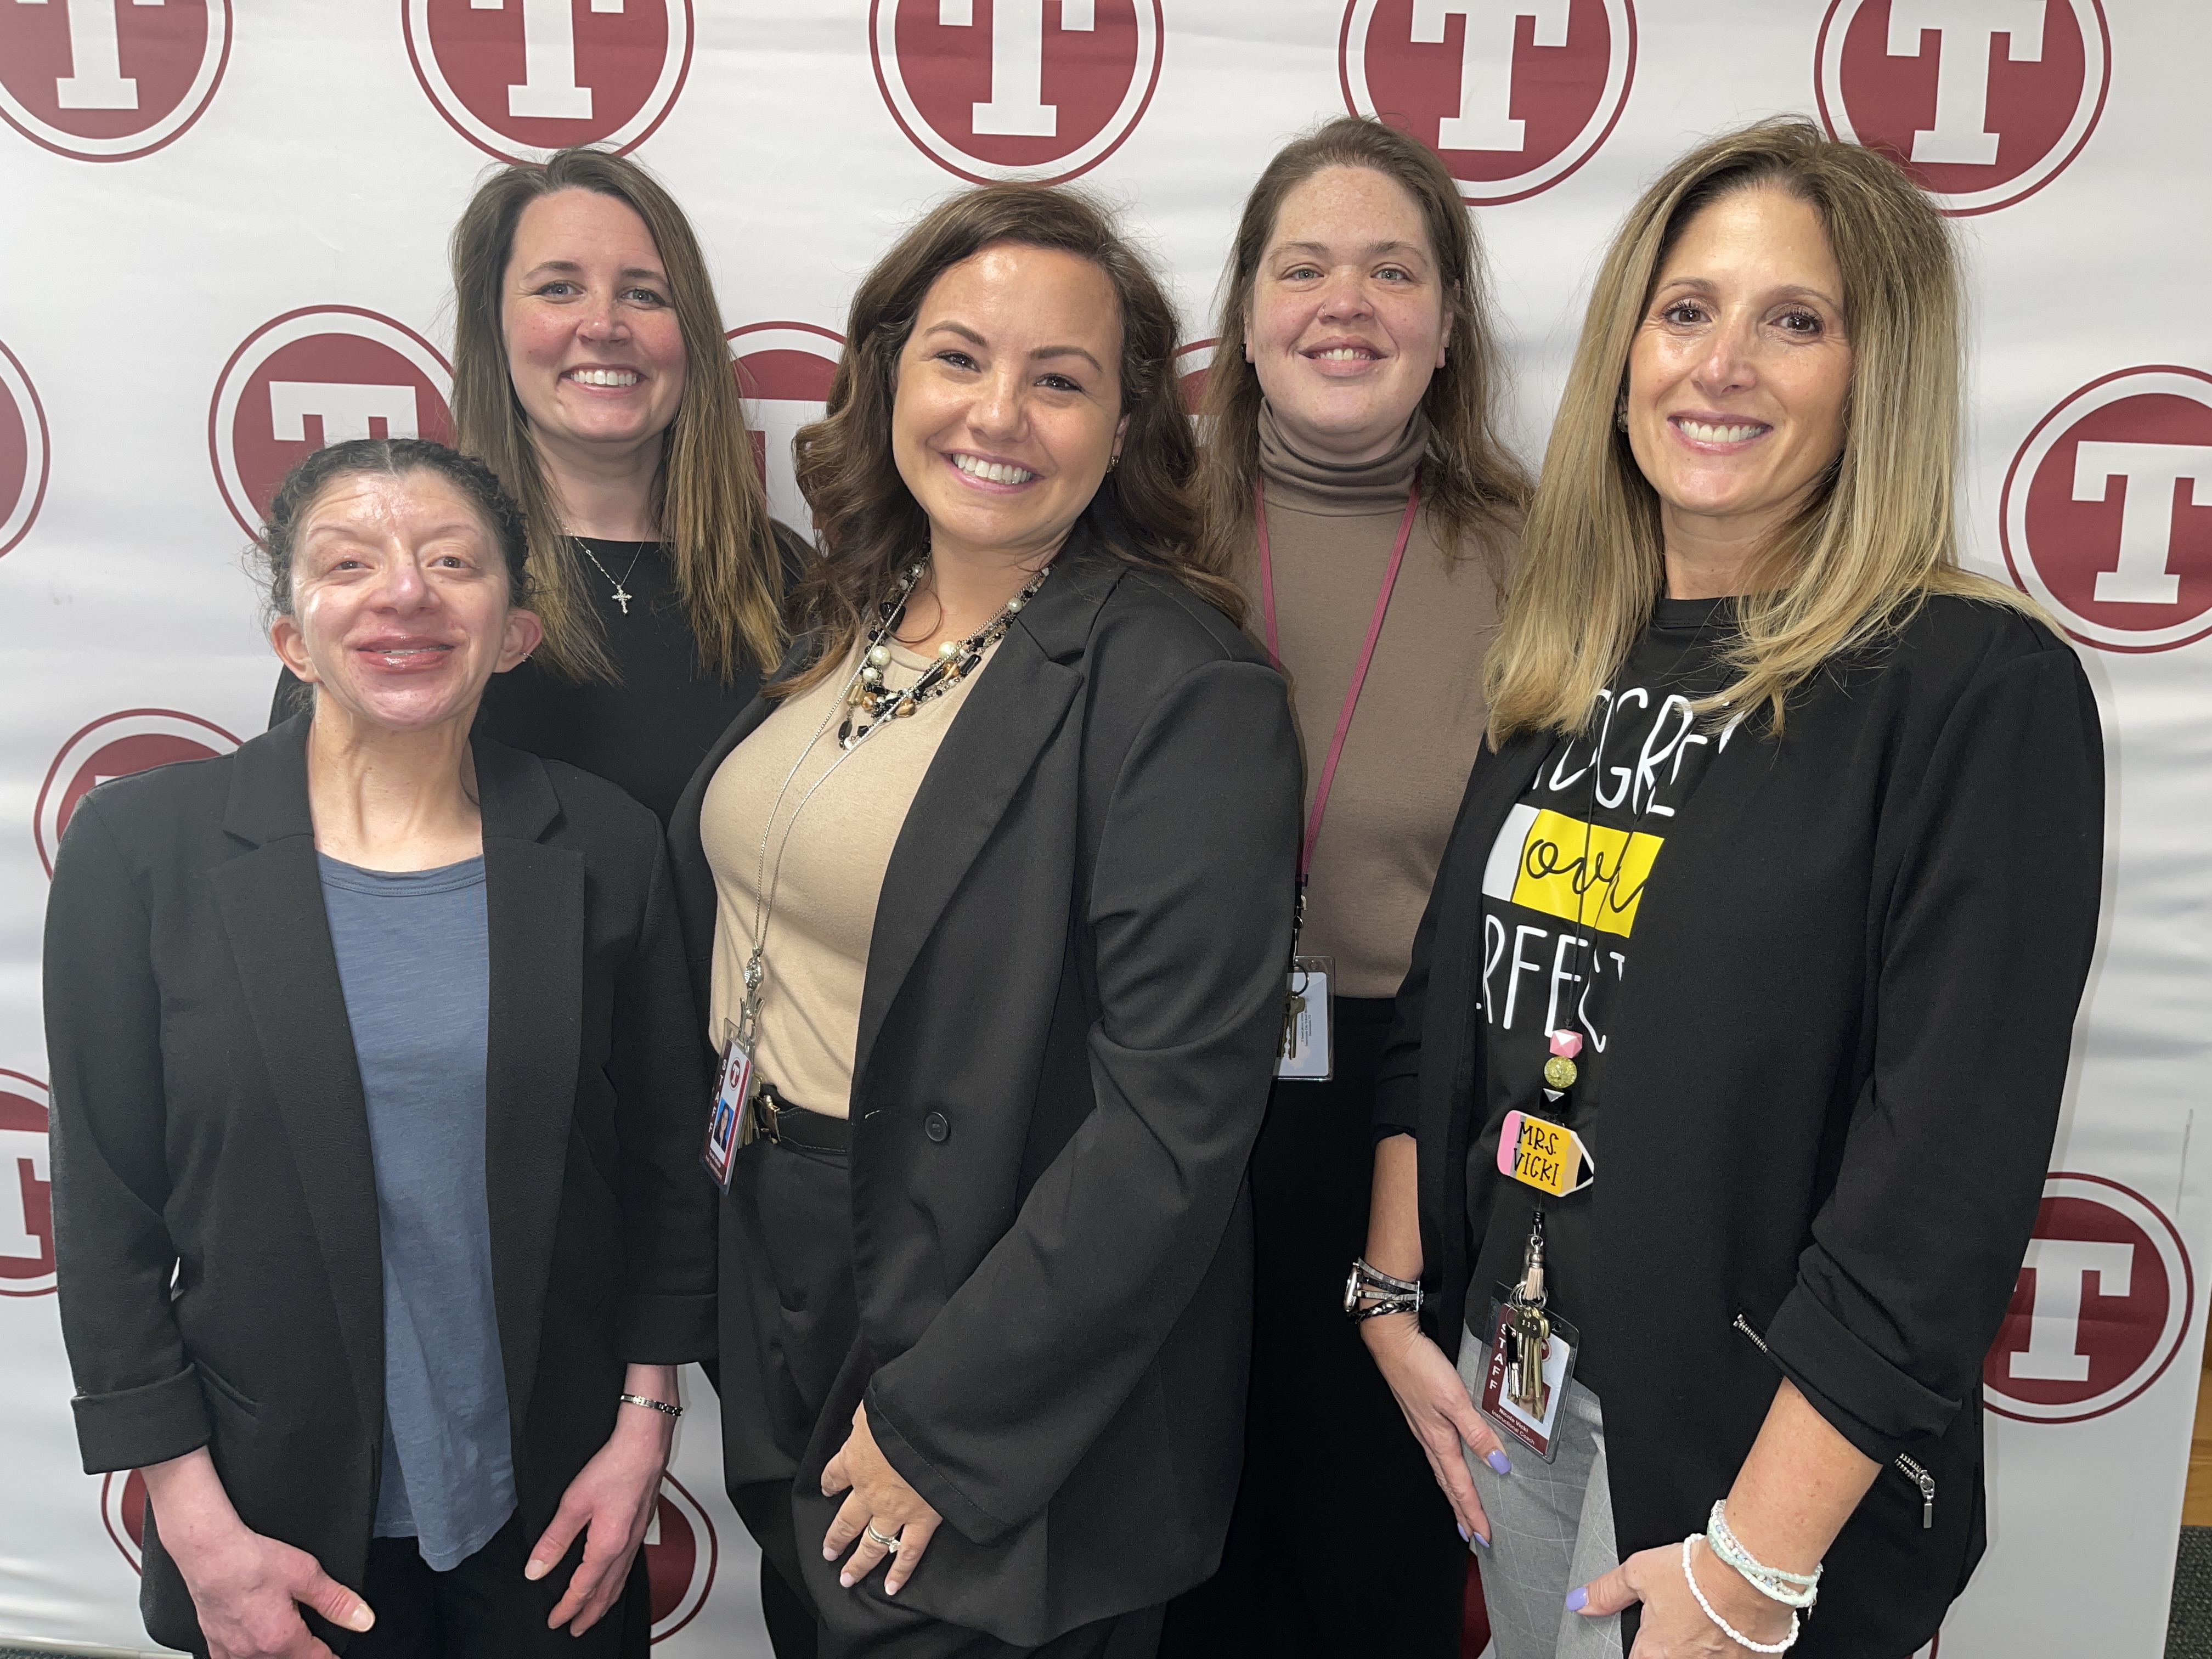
[1485,118,2037,744]
[1194,116,1530,585]
[783,183,1228,693]
[449,146,784,684]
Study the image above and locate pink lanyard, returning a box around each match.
[1256,475,1420,888]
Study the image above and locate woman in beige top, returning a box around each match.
[665,185,1300,1658]
[1159,117,1529,1659]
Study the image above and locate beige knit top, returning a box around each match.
[700,637,998,1117]
[1235,404,1507,997]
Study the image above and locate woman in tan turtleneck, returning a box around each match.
[1159,117,1529,1659]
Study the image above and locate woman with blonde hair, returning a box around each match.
[1162,115,1525,1658]
[278,146,806,823]
[1354,119,2102,1657]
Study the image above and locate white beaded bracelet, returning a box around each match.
[1707,1500,1821,1610]
[1681,1536,1798,1654]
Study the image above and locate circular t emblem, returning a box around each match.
[36,709,241,877]
[2000,365,2212,654]
[1815,0,2109,216]
[645,1474,716,1638]
[207,307,454,539]
[1983,1172,2193,1424]
[103,1468,150,1570]
[728,321,845,531]
[1339,0,1636,206]
[1172,338,1216,416]
[0,335,50,561]
[870,0,1164,185]
[0,1071,53,1298]
[0,0,230,162]
[404,0,693,162]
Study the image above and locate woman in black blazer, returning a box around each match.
[46,440,714,1659]
[667,187,1300,1657]
[1355,122,2103,1657]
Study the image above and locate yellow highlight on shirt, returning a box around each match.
[1509,808,1663,938]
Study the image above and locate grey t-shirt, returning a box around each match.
[319,854,516,1572]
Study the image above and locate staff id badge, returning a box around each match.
[701,1038,753,1193]
[1276,956,1334,1081]
[1477,1285,1582,1463]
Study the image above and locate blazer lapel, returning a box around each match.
[472,740,582,1438]
[850,554,1112,1098]
[208,716,386,1437]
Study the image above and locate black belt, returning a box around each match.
[754,1081,853,1154]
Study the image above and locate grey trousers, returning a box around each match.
[1458,1331,1624,1659]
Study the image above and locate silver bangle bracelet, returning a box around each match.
[619,1392,683,1418]
[1344,1256,1424,1321]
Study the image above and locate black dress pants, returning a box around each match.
[348,1511,650,1659]
[724,1131,1166,1659]
[1159,997,1466,1658]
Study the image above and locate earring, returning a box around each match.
[1615,398,1629,434]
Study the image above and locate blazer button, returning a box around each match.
[924,1111,950,1143]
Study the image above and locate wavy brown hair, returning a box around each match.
[1486,118,2036,744]
[1194,116,1530,586]
[782,183,1227,693]
[449,146,784,685]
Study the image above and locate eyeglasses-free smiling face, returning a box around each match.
[1248,163,1450,466]
[893,242,1128,568]
[272,471,541,735]
[1624,184,1854,587]
[502,187,689,471]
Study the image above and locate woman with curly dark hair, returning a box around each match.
[667,183,1301,1657]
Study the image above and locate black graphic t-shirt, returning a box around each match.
[1468,597,1741,1397]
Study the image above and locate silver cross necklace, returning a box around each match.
[573,537,645,616]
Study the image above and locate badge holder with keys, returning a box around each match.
[1255,476,1417,1085]
[1477,1210,1582,1462]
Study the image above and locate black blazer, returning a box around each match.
[42,713,716,1654]
[1378,596,2104,1655]
[668,526,1302,1645]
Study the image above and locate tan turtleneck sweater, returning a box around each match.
[1237,404,1510,998]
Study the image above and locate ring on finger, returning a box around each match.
[864,1520,902,1553]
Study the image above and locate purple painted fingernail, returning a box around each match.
[1565,1586,1588,1612]
[1456,1522,1469,1542]
[1487,1449,1512,1474]
[1472,1530,1490,1550]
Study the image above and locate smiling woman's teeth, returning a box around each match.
[569,368,638,387]
[1313,347,1373,361]
[953,454,1036,485]
[1677,419,1766,443]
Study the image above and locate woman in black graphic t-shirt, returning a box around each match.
[1351,121,2102,1659]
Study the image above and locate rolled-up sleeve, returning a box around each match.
[44,797,212,1473]
[1764,646,2104,1459]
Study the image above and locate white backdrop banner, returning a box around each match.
[3,3,2208,1655]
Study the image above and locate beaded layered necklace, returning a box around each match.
[835,557,1052,749]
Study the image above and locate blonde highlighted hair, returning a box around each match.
[1485,117,2035,745]
[449,146,786,685]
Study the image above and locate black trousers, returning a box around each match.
[347,1512,650,1659]
[723,1132,1166,1659]
[1159,997,1466,1658]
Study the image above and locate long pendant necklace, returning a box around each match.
[835,557,1051,749]
[572,537,645,616]
[731,552,1052,1049]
